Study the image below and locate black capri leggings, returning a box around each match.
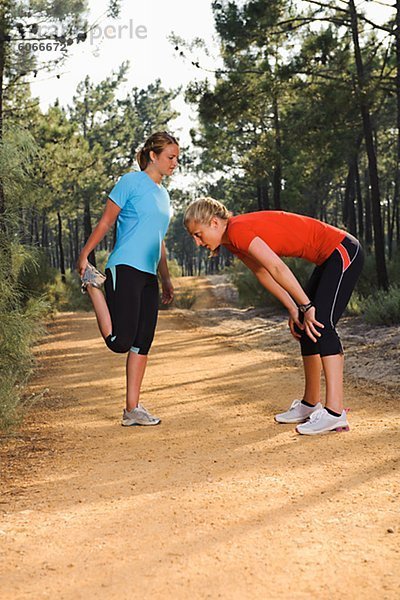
[299,235,364,357]
[104,264,159,355]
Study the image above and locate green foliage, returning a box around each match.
[183,0,397,295]
[283,257,314,289]
[15,249,92,313]
[227,251,400,325]
[346,291,364,316]
[165,208,197,275]
[173,289,196,309]
[227,256,313,309]
[6,1,89,94]
[388,252,400,286]
[355,253,378,296]
[353,251,400,298]
[227,260,271,307]
[0,248,48,431]
[0,125,37,213]
[363,286,400,325]
[17,249,58,303]
[46,271,91,312]
[95,250,110,274]
[167,259,182,278]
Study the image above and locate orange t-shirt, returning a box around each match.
[224,211,346,266]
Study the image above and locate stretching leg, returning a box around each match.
[87,286,112,339]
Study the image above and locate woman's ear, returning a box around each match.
[149,150,156,163]
[210,216,219,228]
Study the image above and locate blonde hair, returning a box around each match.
[184,197,232,229]
[136,131,179,171]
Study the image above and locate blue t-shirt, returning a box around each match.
[106,171,172,275]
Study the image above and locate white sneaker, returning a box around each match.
[296,408,349,435]
[275,399,322,424]
[81,262,106,294]
[121,403,161,426]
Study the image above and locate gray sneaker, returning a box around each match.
[81,262,106,294]
[275,399,322,424]
[121,403,161,426]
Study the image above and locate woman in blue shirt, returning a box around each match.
[77,132,179,427]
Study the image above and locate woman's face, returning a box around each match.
[151,143,179,176]
[187,218,225,252]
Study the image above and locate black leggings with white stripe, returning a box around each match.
[104,264,159,355]
[299,235,364,357]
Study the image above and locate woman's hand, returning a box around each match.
[288,306,303,340]
[77,254,88,278]
[303,306,324,342]
[161,278,174,304]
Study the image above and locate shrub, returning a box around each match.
[227,260,272,307]
[363,286,400,325]
[355,253,378,296]
[95,249,109,274]
[17,248,58,303]
[173,289,196,309]
[226,257,313,309]
[355,251,400,297]
[346,291,364,316]
[46,270,91,312]
[0,248,49,430]
[388,251,400,287]
[167,258,182,278]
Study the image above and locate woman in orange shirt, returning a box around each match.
[184,198,364,435]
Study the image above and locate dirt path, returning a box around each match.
[1,280,399,599]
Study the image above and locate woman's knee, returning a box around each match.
[105,334,132,354]
[301,326,342,357]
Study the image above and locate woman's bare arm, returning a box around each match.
[77,199,121,275]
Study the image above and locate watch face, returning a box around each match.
[299,303,311,313]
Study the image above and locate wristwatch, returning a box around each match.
[298,302,314,313]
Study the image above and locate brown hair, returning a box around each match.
[136,131,179,171]
[184,197,232,229]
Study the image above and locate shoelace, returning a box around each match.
[290,400,302,410]
[137,405,157,421]
[309,408,325,423]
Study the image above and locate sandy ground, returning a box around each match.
[0,277,399,600]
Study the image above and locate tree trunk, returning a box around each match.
[74,218,79,264]
[0,8,5,216]
[355,161,364,243]
[349,0,388,289]
[395,1,400,251]
[257,183,269,211]
[0,5,11,275]
[53,228,60,268]
[83,195,96,266]
[364,169,373,250]
[41,210,48,248]
[272,95,282,210]
[33,211,40,246]
[68,218,75,269]
[57,211,66,283]
[19,208,27,244]
[387,186,395,260]
[29,210,34,245]
[343,161,357,236]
